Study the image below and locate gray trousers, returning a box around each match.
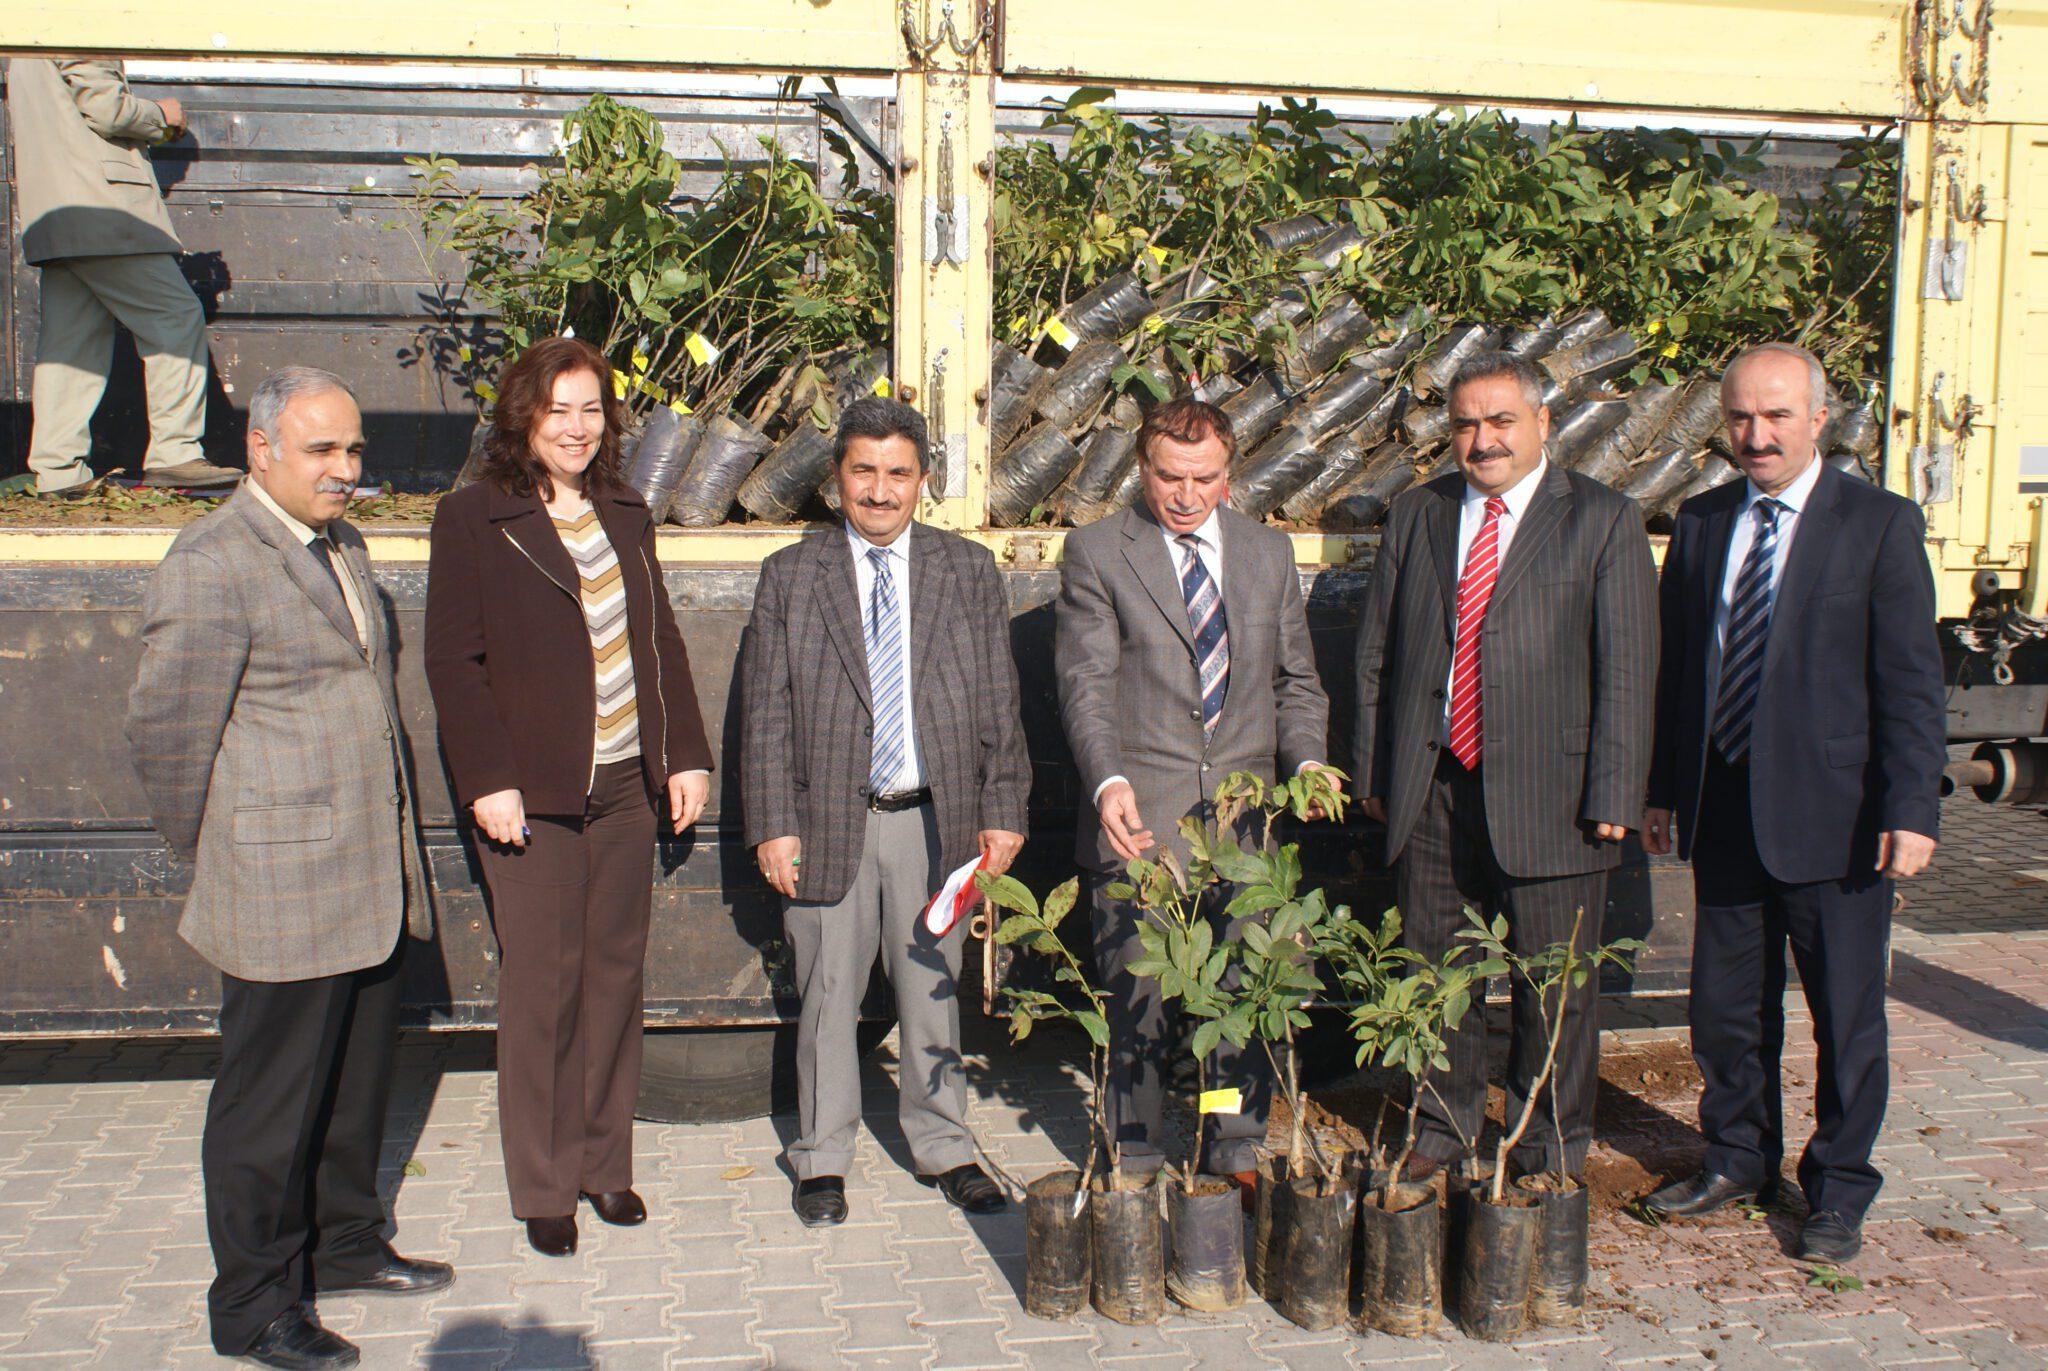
[782,803,975,1180]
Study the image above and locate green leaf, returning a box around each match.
[976,872,1039,917]
[1075,1011,1111,1048]
[1043,877,1079,930]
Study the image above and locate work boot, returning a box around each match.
[138,459,242,489]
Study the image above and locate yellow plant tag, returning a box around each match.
[1142,314,1164,336]
[1342,243,1364,260]
[1198,1087,1243,1116]
[1043,317,1079,351]
[611,368,629,400]
[872,375,892,397]
[668,398,693,416]
[685,332,721,365]
[1146,244,1171,266]
[1661,342,1680,359]
[1645,320,1663,336]
[631,349,652,376]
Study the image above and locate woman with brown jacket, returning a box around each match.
[425,336,714,1256]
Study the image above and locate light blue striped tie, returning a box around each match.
[865,547,907,790]
[1712,498,1783,763]
[1178,535,1230,737]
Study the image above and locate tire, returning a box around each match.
[635,1019,895,1124]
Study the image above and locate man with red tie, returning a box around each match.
[1353,352,1658,1180]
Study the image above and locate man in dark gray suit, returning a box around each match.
[1057,396,1335,1183]
[1354,351,1658,1180]
[126,368,449,1370]
[741,397,1030,1226]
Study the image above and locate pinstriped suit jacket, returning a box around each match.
[739,522,1031,906]
[1354,463,1659,879]
[125,487,433,982]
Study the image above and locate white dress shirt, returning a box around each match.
[849,521,925,792]
[1705,454,1824,705]
[1441,458,1548,727]
[247,477,369,658]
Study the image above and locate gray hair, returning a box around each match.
[1723,342,1827,414]
[248,366,357,439]
[1446,351,1546,412]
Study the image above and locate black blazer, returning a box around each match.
[1355,463,1659,879]
[1647,462,1945,883]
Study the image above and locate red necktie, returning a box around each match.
[1448,496,1507,770]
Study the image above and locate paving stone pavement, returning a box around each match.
[0,790,2044,1368]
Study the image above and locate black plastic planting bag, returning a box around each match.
[1278,296,1373,391]
[1239,431,1363,521]
[1222,372,1290,453]
[1280,433,1371,521]
[992,342,1052,451]
[1060,271,1156,343]
[989,421,1083,526]
[1550,307,1611,353]
[1195,371,1244,406]
[1572,383,1680,486]
[1656,376,1724,454]
[1353,330,1427,382]
[1541,331,1640,394]
[1254,214,1327,253]
[827,347,890,413]
[1672,451,1740,509]
[1824,400,1881,457]
[1412,324,1504,398]
[1324,441,1424,529]
[1502,315,1560,361]
[1301,222,1366,273]
[673,414,771,526]
[1288,363,1386,442]
[1154,266,1222,322]
[1036,340,1127,434]
[456,417,493,489]
[1109,356,1180,428]
[1057,425,1140,525]
[1548,399,1630,468]
[1401,402,1450,449]
[625,407,702,525]
[1353,385,1410,450]
[737,421,835,522]
[1624,444,1703,513]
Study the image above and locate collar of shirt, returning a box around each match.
[1739,454,1824,519]
[1462,457,1548,520]
[246,476,330,548]
[1158,507,1223,559]
[846,520,913,568]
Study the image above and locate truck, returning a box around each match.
[0,2,2036,1119]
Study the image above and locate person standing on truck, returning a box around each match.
[1641,343,1946,1266]
[1351,351,1658,1183]
[125,367,450,1371]
[741,396,1029,1227]
[5,58,240,494]
[424,336,714,1258]
[1056,395,1337,1191]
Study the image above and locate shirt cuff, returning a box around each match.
[1092,775,1129,806]
[1295,760,1326,775]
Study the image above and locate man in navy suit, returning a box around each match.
[1641,343,1945,1265]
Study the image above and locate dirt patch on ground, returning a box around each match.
[0,484,441,528]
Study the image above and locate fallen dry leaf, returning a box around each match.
[721,1164,756,1181]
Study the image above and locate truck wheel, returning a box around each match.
[635,1019,895,1124]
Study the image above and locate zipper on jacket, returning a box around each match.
[502,525,598,793]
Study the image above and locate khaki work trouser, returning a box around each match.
[29,251,208,491]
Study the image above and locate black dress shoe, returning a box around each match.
[1640,1169,1767,1219]
[1797,1210,1863,1264]
[525,1215,578,1256]
[240,1306,359,1369]
[920,1164,1006,1214]
[318,1243,454,1296]
[583,1189,647,1226]
[794,1176,848,1227]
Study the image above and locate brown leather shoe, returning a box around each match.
[524,1215,577,1257]
[582,1189,647,1226]
[137,458,243,489]
[1401,1152,1448,1184]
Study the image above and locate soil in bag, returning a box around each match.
[1357,1181,1442,1338]
[989,422,1084,526]
[1550,306,1612,353]
[1230,426,1328,520]
[1222,372,1291,454]
[1060,270,1156,343]
[1025,1171,1091,1320]
[1280,433,1372,522]
[1547,399,1630,468]
[1277,296,1373,391]
[1035,340,1127,435]
[991,342,1052,451]
[738,422,835,523]
[1056,425,1141,526]
[1253,213,1328,254]
[1622,444,1703,514]
[1518,1175,1588,1327]
[1412,324,1504,399]
[672,414,771,526]
[1457,1189,1540,1342]
[1090,1176,1166,1325]
[625,408,702,526]
[1167,1179,1247,1312]
[1272,1173,1358,1332]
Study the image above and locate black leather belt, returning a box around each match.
[868,787,932,813]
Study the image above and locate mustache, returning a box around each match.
[1468,445,1512,462]
[315,479,354,495]
[1738,444,1784,459]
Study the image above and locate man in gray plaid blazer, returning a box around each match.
[1354,350,1658,1182]
[126,368,448,1370]
[741,397,1030,1227]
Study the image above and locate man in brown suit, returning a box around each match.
[126,367,449,1370]
[6,57,237,493]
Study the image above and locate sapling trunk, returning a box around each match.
[1490,910,1583,1203]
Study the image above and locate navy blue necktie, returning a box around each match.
[1177,535,1229,736]
[1712,499,1783,762]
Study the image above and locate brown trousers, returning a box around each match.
[476,759,657,1218]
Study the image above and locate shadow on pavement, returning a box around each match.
[423,1313,593,1369]
[1888,949,2048,1049]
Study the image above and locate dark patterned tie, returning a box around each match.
[306,535,360,649]
[1712,498,1784,762]
[1177,535,1229,736]
[865,547,907,790]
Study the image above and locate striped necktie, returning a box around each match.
[1448,496,1507,770]
[1712,498,1784,763]
[1177,534,1229,736]
[865,546,908,791]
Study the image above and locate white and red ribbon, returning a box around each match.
[924,849,994,937]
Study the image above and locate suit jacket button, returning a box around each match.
[383,726,394,740]
[389,792,402,806]
[1201,763,1212,772]
[1432,688,1446,700]
[1426,740,1439,752]
[1188,708,1201,721]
